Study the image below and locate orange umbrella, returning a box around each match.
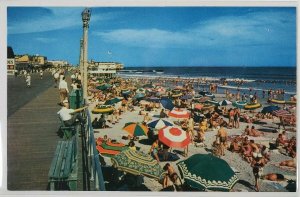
[123,122,149,136]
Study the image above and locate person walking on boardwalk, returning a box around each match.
[39,69,43,79]
[58,76,69,105]
[25,73,31,88]
[53,71,59,88]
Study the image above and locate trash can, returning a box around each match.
[69,89,83,109]
[69,90,77,109]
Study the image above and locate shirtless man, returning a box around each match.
[143,113,152,123]
[217,125,228,156]
[163,163,182,191]
[250,126,264,137]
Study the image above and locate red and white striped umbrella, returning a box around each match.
[168,108,190,119]
[273,110,290,117]
[158,126,190,148]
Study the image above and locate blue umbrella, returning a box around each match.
[160,98,174,111]
[147,119,173,130]
[261,105,280,114]
[147,96,160,102]
[181,95,193,100]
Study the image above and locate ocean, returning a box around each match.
[117,66,296,97]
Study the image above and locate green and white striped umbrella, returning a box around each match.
[177,154,238,191]
[111,149,165,180]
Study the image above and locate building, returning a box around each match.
[88,61,124,78]
[47,60,69,68]
[7,46,15,75]
[15,54,48,71]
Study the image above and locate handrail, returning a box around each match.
[86,108,106,191]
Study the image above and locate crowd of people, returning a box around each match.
[59,70,296,192]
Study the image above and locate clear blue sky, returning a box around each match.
[7,7,296,67]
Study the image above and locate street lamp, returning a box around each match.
[81,8,91,100]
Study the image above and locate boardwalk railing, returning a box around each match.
[83,108,106,191]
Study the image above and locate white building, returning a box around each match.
[88,61,123,78]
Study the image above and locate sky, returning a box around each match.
[7,7,296,67]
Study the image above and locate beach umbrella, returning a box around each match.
[96,141,128,157]
[233,101,247,109]
[176,154,239,191]
[272,109,290,117]
[147,119,173,130]
[158,126,190,148]
[168,108,190,119]
[219,100,232,106]
[96,83,112,91]
[160,98,174,111]
[147,96,160,102]
[134,93,146,100]
[261,105,280,114]
[136,88,146,94]
[181,94,193,100]
[104,97,122,105]
[111,149,165,180]
[121,90,131,96]
[194,103,204,110]
[123,122,149,136]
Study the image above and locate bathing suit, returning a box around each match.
[220,136,226,143]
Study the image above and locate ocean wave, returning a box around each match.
[117,73,255,82]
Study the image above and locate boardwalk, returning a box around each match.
[7,72,81,190]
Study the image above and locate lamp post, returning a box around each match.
[81,8,91,99]
[79,38,83,84]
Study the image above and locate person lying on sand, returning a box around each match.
[279,159,296,168]
[262,173,286,181]
[249,126,264,137]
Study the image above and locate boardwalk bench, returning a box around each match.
[58,116,76,140]
[48,137,78,190]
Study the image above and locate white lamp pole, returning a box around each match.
[81,8,91,99]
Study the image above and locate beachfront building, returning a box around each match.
[47,60,70,68]
[15,54,48,71]
[88,61,124,78]
[7,46,15,75]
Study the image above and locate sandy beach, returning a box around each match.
[86,75,297,192]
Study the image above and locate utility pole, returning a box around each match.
[81,8,91,99]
